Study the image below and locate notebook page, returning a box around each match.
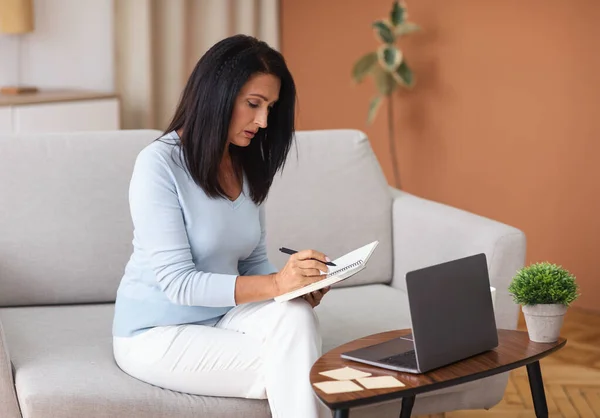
[321,241,379,277]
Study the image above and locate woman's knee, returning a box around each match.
[275,299,320,331]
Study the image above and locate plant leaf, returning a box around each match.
[377,44,403,72]
[351,52,378,83]
[367,95,383,125]
[395,21,420,36]
[393,60,414,87]
[372,66,397,95]
[390,1,404,26]
[372,20,395,44]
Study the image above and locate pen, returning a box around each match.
[278,247,337,266]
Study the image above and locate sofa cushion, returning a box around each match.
[0,130,164,306]
[0,285,506,418]
[265,129,393,287]
[0,304,268,418]
[0,129,390,307]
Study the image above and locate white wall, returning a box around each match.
[0,0,114,92]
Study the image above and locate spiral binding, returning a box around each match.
[327,259,364,277]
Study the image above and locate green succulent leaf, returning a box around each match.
[372,66,397,96]
[367,95,383,125]
[394,60,414,87]
[395,21,420,36]
[390,1,404,26]
[508,262,580,306]
[351,52,378,83]
[372,20,395,44]
[377,44,403,72]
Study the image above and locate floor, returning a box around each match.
[418,307,600,418]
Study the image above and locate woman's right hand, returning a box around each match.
[273,249,331,295]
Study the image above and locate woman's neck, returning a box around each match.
[222,143,231,162]
[221,144,241,179]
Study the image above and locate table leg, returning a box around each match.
[334,409,349,418]
[526,361,549,418]
[399,396,415,418]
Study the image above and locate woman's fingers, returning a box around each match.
[304,290,324,308]
[303,292,316,307]
[295,249,329,261]
[298,268,323,277]
[298,258,330,273]
[294,249,331,265]
[302,287,330,308]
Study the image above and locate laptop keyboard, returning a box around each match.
[379,350,418,368]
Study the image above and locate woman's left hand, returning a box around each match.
[302,286,330,308]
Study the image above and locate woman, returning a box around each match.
[112,35,332,418]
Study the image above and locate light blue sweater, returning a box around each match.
[112,132,278,337]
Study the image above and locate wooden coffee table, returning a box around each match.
[310,329,566,418]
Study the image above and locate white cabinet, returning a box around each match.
[0,107,12,134]
[0,90,120,134]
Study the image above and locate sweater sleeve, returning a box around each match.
[129,147,238,307]
[238,205,279,277]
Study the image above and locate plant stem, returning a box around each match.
[387,94,401,188]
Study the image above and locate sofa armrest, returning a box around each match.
[390,188,526,330]
[0,319,21,418]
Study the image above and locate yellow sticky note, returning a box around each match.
[356,376,406,389]
[313,380,364,394]
[318,366,372,380]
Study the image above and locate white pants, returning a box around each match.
[113,299,331,418]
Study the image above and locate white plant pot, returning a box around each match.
[522,304,567,343]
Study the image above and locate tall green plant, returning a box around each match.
[351,0,419,188]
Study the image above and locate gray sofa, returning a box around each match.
[0,129,526,418]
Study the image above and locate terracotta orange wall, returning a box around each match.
[281,0,600,311]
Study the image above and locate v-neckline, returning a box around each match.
[171,130,246,209]
[226,174,246,210]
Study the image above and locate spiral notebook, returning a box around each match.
[274,241,379,303]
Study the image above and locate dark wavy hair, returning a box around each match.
[162,34,296,205]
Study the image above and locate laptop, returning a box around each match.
[340,253,498,374]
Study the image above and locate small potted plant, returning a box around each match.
[508,262,579,343]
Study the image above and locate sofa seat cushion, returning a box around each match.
[0,284,506,418]
[0,304,270,418]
